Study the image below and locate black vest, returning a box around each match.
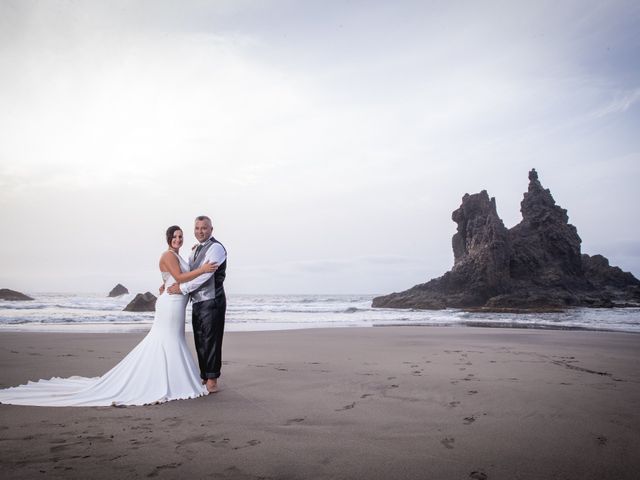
[191,237,227,303]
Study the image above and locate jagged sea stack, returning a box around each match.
[372,169,640,310]
[508,169,585,287]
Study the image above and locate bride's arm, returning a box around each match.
[159,252,216,284]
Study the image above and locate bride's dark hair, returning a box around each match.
[166,225,182,245]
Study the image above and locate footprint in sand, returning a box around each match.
[233,439,262,450]
[441,437,455,449]
[161,416,182,427]
[177,434,213,446]
[147,462,182,477]
[596,435,608,446]
[467,390,478,395]
[285,418,305,425]
[335,402,356,412]
[463,416,476,425]
[448,401,460,408]
[469,471,488,480]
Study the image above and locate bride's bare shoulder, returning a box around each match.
[159,251,179,263]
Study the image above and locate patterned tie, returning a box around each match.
[194,244,203,260]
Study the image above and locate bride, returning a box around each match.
[0,225,216,406]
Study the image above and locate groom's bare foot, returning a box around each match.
[206,379,218,393]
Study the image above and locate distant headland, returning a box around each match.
[373,169,640,311]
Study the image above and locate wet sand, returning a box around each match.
[1,327,639,479]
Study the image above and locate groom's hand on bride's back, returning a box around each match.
[167,283,182,295]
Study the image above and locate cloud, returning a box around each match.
[588,88,640,120]
[1,1,638,293]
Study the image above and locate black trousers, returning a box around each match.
[192,296,226,379]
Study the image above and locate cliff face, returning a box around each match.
[372,169,640,310]
[450,190,511,300]
[509,169,585,285]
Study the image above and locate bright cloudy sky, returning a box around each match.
[0,0,638,295]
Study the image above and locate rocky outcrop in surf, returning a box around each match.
[0,289,34,301]
[108,284,129,297]
[372,169,640,310]
[123,292,157,312]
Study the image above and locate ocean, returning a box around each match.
[0,293,639,333]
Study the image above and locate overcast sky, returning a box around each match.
[1,0,638,295]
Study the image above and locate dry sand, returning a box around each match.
[1,326,639,479]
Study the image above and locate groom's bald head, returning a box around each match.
[195,215,212,225]
[194,215,213,242]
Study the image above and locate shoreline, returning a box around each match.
[1,327,639,479]
[1,321,639,335]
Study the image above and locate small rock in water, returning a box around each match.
[108,284,129,297]
[123,292,157,312]
[0,288,34,301]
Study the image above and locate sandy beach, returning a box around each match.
[1,326,639,479]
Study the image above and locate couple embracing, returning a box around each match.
[162,215,227,394]
[0,216,227,407]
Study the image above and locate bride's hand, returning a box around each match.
[200,261,218,274]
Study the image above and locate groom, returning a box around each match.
[168,215,227,393]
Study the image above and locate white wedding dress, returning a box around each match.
[0,254,207,406]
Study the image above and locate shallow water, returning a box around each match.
[0,293,638,333]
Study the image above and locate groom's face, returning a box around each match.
[194,220,213,243]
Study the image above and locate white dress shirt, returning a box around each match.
[180,242,227,295]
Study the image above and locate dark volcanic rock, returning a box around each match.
[0,288,34,301]
[123,292,157,312]
[373,169,640,310]
[378,191,511,309]
[108,284,129,297]
[582,254,639,289]
[509,169,586,287]
[450,190,511,301]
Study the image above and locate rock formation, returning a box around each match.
[108,284,129,297]
[373,169,640,310]
[0,289,34,301]
[123,292,157,312]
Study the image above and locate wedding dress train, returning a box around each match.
[0,259,207,406]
